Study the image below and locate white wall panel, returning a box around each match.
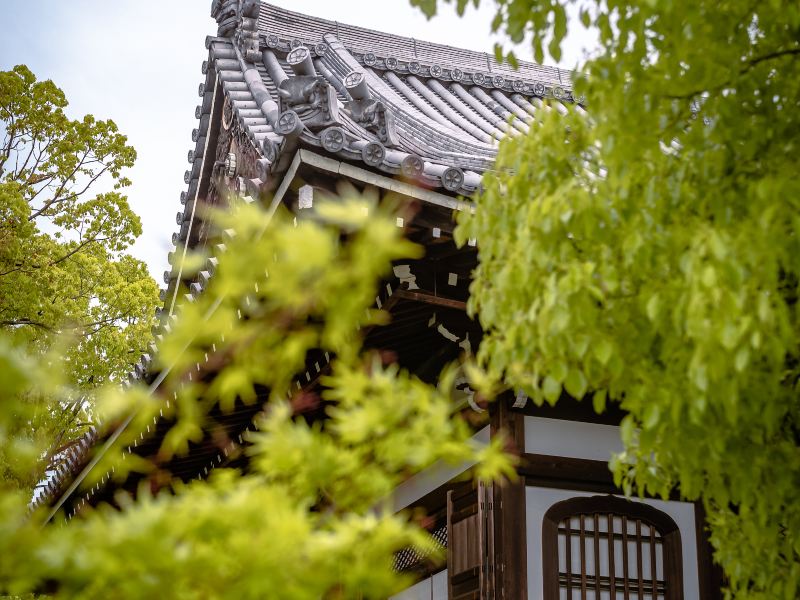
[388,427,489,512]
[524,416,623,461]
[390,570,447,600]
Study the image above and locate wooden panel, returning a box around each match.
[447,482,493,599]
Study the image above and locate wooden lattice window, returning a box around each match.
[542,495,683,600]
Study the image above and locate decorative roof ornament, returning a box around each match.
[211,0,260,62]
[451,68,464,81]
[320,126,347,152]
[385,57,398,70]
[363,52,377,66]
[275,110,303,137]
[492,75,505,88]
[361,142,386,167]
[210,0,239,37]
[401,154,424,179]
[222,96,234,130]
[342,70,399,147]
[277,48,340,133]
[261,138,278,163]
[472,72,486,85]
[533,82,546,96]
[408,61,421,74]
[441,167,465,191]
[286,46,315,75]
[224,153,237,178]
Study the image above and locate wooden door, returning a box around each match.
[447,482,494,599]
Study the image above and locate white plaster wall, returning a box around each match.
[526,486,699,600]
[524,416,623,461]
[390,570,447,600]
[388,427,489,512]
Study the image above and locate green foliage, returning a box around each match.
[419,0,800,596]
[0,65,157,387]
[0,198,511,598]
[0,65,159,489]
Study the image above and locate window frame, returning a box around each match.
[542,494,684,600]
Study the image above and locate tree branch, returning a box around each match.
[0,319,54,331]
[0,116,18,172]
[14,132,41,180]
[27,150,89,220]
[663,46,800,101]
[748,47,800,68]
[47,236,107,268]
[29,165,109,221]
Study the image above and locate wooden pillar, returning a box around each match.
[446,398,529,599]
[490,397,528,599]
[694,501,724,599]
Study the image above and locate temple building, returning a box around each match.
[38,2,722,598]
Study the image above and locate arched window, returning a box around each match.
[542,495,683,600]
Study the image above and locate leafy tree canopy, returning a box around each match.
[412,0,800,596]
[0,65,158,387]
[0,66,159,489]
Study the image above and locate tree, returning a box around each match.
[412,0,800,596]
[0,199,511,599]
[0,65,158,388]
[0,66,159,489]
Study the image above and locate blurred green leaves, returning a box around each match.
[0,194,510,598]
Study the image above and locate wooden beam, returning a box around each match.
[394,288,467,311]
[298,149,473,213]
[519,453,618,494]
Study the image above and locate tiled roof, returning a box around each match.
[199,0,581,196]
[258,3,571,87]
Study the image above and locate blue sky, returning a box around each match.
[0,0,590,281]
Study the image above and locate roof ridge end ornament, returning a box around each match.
[277,47,340,134]
[342,70,399,148]
[212,0,260,62]
[287,46,316,77]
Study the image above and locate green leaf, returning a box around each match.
[551,360,568,383]
[646,294,660,322]
[593,338,613,365]
[643,403,660,429]
[564,368,588,399]
[542,375,562,405]
[593,389,607,413]
[734,347,750,372]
